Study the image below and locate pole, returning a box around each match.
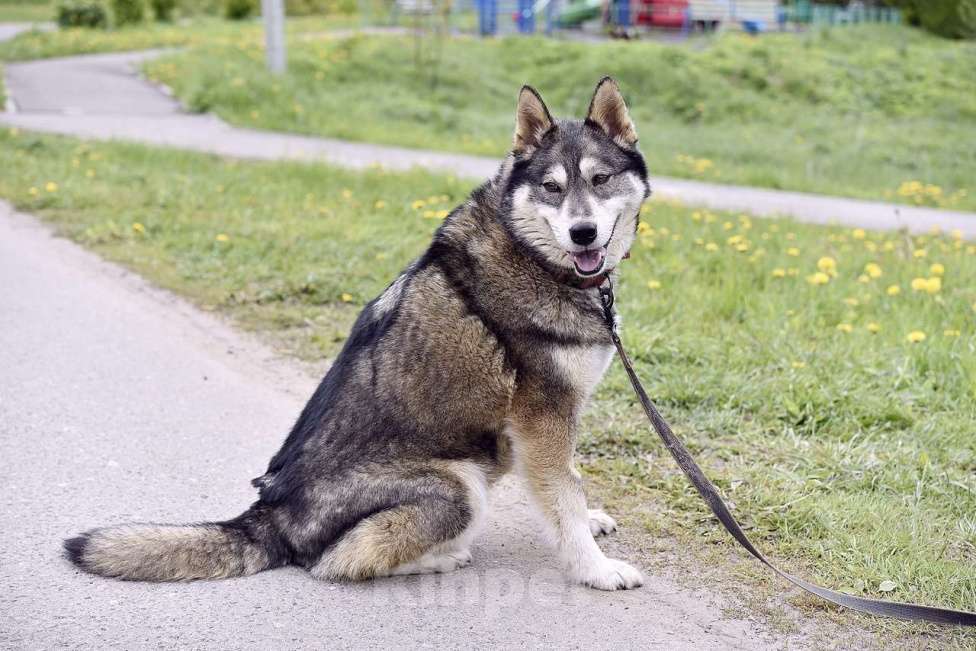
[261,0,286,75]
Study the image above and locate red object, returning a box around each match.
[641,0,687,28]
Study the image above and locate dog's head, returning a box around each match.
[502,77,650,281]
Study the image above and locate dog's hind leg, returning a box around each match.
[309,461,488,581]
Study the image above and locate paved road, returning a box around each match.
[2,50,974,237]
[0,201,825,648]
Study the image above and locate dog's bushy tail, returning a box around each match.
[63,503,286,581]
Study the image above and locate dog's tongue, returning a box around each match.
[572,249,604,273]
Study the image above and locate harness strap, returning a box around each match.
[598,280,976,626]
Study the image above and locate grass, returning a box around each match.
[0,0,50,22]
[138,24,976,210]
[0,14,363,61]
[1,128,974,644]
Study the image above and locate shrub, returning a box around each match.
[286,0,357,15]
[224,0,257,20]
[885,0,976,38]
[56,0,109,28]
[111,0,146,25]
[150,0,178,21]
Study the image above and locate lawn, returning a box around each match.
[139,24,976,210]
[0,14,362,61]
[1,128,974,643]
[0,0,50,22]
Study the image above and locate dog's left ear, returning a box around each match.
[513,85,554,155]
[585,77,638,148]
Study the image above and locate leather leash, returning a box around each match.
[597,278,976,626]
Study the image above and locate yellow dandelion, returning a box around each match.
[215,233,230,242]
[435,209,450,219]
[45,181,58,193]
[131,222,146,234]
[28,186,39,196]
[864,241,878,252]
[864,263,882,279]
[340,292,353,303]
[836,323,853,333]
[913,249,927,259]
[886,285,901,296]
[924,277,941,294]
[374,200,386,209]
[411,200,426,210]
[951,229,963,240]
[857,274,870,284]
[817,257,837,275]
[341,189,352,200]
[944,329,961,337]
[423,210,436,219]
[906,330,926,343]
[852,228,866,240]
[787,247,800,257]
[705,242,719,252]
[637,222,651,234]
[929,263,945,276]
[910,277,928,292]
[723,221,734,231]
[866,322,881,333]
[807,272,830,286]
[791,361,806,369]
[771,268,786,278]
[646,279,662,290]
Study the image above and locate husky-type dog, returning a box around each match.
[66,77,651,590]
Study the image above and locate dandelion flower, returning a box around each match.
[340,293,353,303]
[910,278,928,292]
[886,285,901,296]
[341,189,352,200]
[45,182,58,193]
[925,277,941,294]
[852,228,866,240]
[836,323,853,333]
[866,322,881,333]
[817,257,837,275]
[944,329,961,337]
[771,268,786,278]
[791,361,806,369]
[28,186,38,196]
[929,263,944,276]
[411,200,426,210]
[906,330,926,343]
[787,247,799,257]
[913,249,927,259]
[374,200,386,209]
[435,210,450,219]
[131,222,146,234]
[215,233,229,242]
[646,280,662,290]
[864,263,882,278]
[705,242,719,252]
[857,274,870,283]
[807,272,830,286]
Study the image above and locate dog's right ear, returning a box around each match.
[513,85,554,155]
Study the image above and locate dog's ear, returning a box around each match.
[585,77,638,148]
[513,85,554,155]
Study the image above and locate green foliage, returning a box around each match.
[224,0,256,20]
[56,0,109,28]
[886,0,976,37]
[111,0,145,25]
[286,0,358,15]
[150,0,177,21]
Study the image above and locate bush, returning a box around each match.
[286,0,357,15]
[224,0,257,20]
[885,0,976,38]
[56,1,109,28]
[111,0,145,25]
[150,0,177,21]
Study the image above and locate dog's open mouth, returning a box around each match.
[570,248,606,276]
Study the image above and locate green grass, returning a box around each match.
[0,14,363,61]
[1,128,974,643]
[0,0,51,22]
[140,25,976,210]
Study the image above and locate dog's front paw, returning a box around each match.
[588,509,617,537]
[576,557,644,591]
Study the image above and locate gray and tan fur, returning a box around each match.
[65,77,652,591]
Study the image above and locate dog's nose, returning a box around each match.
[569,222,598,246]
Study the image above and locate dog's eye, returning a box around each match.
[542,181,562,193]
[591,174,611,186]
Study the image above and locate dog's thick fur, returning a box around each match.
[65,78,651,590]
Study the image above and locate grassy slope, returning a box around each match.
[139,25,976,210]
[0,0,50,22]
[2,129,974,643]
[0,14,362,61]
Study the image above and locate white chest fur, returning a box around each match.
[551,344,614,400]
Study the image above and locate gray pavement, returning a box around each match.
[0,201,822,648]
[2,49,974,237]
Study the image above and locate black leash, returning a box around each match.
[598,279,976,626]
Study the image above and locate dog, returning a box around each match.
[65,77,651,591]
